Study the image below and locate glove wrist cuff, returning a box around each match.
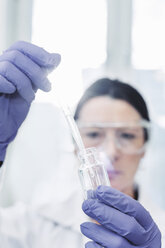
[0,143,8,161]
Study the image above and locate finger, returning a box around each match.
[82,199,149,245]
[0,75,16,93]
[0,50,51,92]
[85,241,102,248]
[0,61,35,102]
[96,186,153,229]
[6,41,61,69]
[81,222,133,248]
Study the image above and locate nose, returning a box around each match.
[99,135,120,163]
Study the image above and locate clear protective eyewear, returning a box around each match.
[77,120,151,155]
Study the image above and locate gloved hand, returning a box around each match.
[0,41,61,161]
[81,186,161,248]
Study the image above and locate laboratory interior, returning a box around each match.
[0,0,165,243]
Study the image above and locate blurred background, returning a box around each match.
[0,0,165,208]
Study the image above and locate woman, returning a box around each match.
[74,78,165,246]
[74,78,150,200]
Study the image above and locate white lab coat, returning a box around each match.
[0,202,85,247]
[1,170,165,248]
[0,102,87,247]
[0,103,165,247]
[0,188,86,248]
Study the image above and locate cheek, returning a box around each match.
[120,154,141,174]
[83,140,91,148]
[110,155,142,190]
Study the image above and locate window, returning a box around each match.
[32,0,107,106]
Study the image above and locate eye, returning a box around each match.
[120,133,136,140]
[86,131,102,138]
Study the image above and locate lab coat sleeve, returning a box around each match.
[0,202,84,248]
[0,202,45,247]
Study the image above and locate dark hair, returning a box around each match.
[74,78,150,141]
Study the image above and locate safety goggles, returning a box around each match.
[77,120,151,155]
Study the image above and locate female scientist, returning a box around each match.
[0,41,161,247]
[73,78,163,247]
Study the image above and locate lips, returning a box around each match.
[98,151,122,180]
[107,170,122,180]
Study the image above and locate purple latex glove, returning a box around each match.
[81,186,161,248]
[0,41,61,161]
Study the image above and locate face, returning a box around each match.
[77,96,146,194]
